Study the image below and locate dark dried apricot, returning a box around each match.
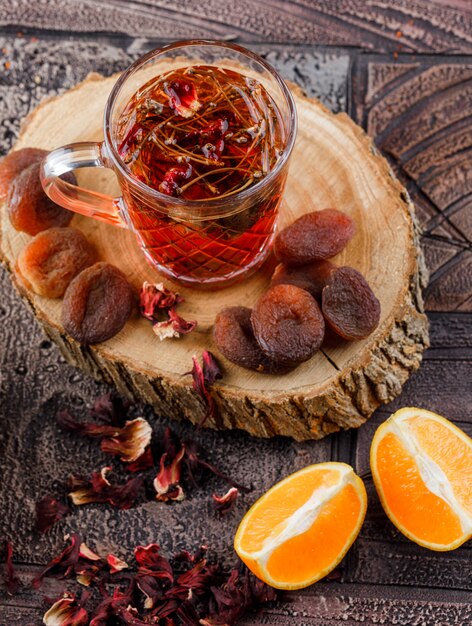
[62,262,134,344]
[0,147,48,201]
[322,266,380,340]
[270,260,336,300]
[251,284,325,368]
[274,209,355,266]
[214,306,291,374]
[17,227,96,298]
[7,162,75,235]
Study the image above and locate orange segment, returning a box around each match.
[234,462,367,589]
[370,407,472,551]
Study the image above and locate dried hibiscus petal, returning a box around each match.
[68,467,143,509]
[159,162,193,196]
[107,554,129,574]
[187,351,222,427]
[43,593,89,626]
[140,281,184,320]
[57,409,120,438]
[165,78,201,118]
[154,430,185,502]
[100,417,152,463]
[89,392,130,425]
[4,541,21,595]
[36,495,71,533]
[126,445,155,472]
[33,533,82,588]
[212,487,239,515]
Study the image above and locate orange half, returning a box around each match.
[370,407,472,551]
[234,462,367,589]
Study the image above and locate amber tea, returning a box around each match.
[116,64,288,285]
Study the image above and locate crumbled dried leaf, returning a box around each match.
[68,467,143,509]
[212,487,239,515]
[100,417,152,463]
[4,541,21,595]
[35,496,71,533]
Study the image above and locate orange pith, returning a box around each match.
[234,462,367,590]
[370,407,472,551]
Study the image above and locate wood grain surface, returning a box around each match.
[0,2,471,623]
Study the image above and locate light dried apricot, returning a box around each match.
[251,284,325,368]
[7,162,75,235]
[17,227,96,298]
[270,260,336,300]
[322,266,380,340]
[62,262,134,344]
[0,147,48,201]
[274,209,355,266]
[214,306,290,374]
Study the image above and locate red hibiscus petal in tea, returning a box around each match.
[100,417,152,463]
[159,162,193,196]
[165,79,201,118]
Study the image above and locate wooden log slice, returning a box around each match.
[0,69,429,441]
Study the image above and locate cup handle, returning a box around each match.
[40,141,125,228]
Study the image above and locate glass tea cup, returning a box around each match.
[41,40,297,288]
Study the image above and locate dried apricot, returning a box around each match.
[251,284,325,367]
[214,306,290,374]
[270,260,336,300]
[17,227,96,298]
[7,162,75,235]
[0,147,48,201]
[274,209,355,266]
[62,262,134,344]
[322,267,380,340]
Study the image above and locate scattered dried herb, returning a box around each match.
[37,536,279,626]
[4,541,21,595]
[212,487,240,515]
[187,350,222,427]
[68,467,144,509]
[140,281,196,339]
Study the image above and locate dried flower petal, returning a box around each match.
[100,417,152,463]
[68,467,143,509]
[36,496,71,533]
[43,594,89,626]
[57,409,120,438]
[167,307,197,335]
[89,392,130,425]
[135,543,174,609]
[79,543,101,561]
[153,319,179,340]
[126,446,154,473]
[140,281,183,321]
[154,448,186,502]
[187,351,222,427]
[107,554,129,574]
[212,487,239,515]
[33,533,82,588]
[4,541,21,595]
